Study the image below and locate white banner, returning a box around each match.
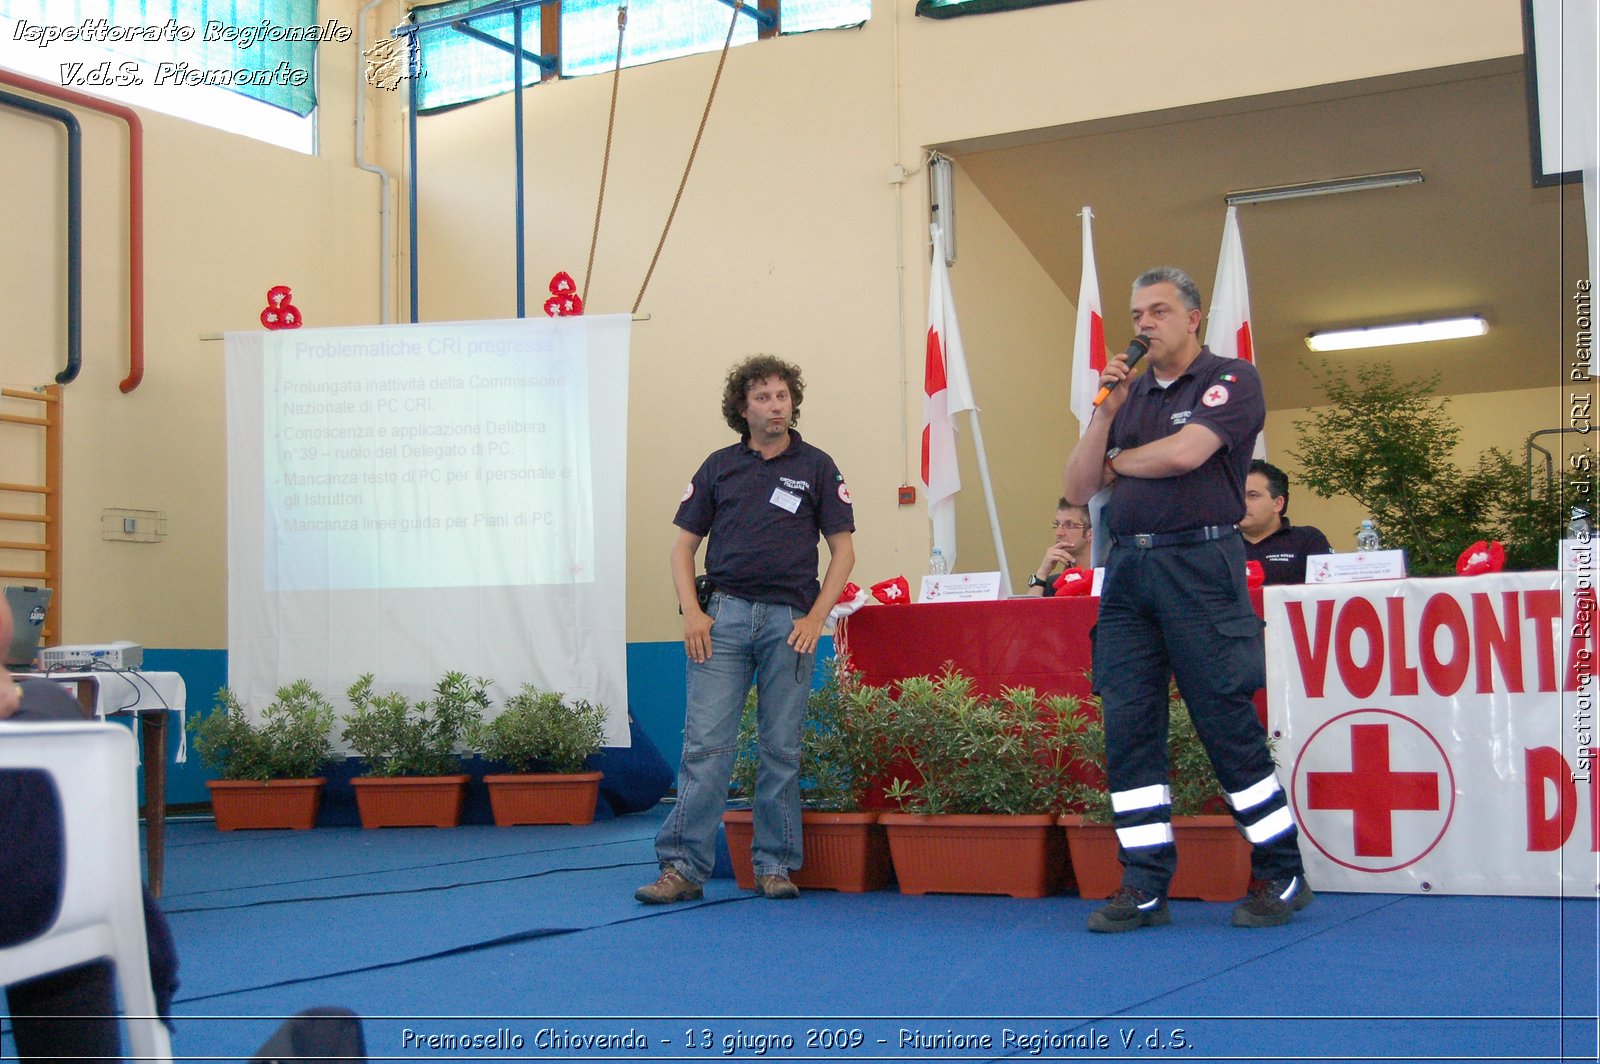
[225,316,633,747]
[1267,569,1597,896]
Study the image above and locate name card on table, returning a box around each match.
[919,571,1004,602]
[1305,549,1407,584]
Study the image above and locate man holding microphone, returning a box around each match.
[1063,266,1309,933]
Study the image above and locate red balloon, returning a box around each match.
[869,576,911,605]
[1456,540,1505,576]
[1051,567,1094,597]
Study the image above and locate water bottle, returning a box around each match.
[929,548,949,576]
[1567,507,1592,541]
[1355,520,1381,552]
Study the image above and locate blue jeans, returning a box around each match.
[654,593,810,884]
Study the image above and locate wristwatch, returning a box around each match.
[1104,447,1122,472]
[1027,574,1049,589]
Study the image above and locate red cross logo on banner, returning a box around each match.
[1291,708,1456,873]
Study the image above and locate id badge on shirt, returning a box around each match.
[770,486,802,514]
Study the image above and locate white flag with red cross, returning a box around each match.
[1071,209,1115,566]
[1068,208,1108,438]
[922,224,976,569]
[1208,205,1266,458]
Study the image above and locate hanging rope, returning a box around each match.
[582,2,629,303]
[631,0,742,314]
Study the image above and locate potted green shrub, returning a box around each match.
[723,661,895,892]
[190,680,336,830]
[340,671,488,828]
[474,685,609,826]
[869,668,1080,898]
[1059,685,1254,902]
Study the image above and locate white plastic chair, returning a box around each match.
[0,720,174,1063]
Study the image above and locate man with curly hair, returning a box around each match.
[637,355,855,903]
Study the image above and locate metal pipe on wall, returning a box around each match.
[0,89,82,386]
[357,0,396,324]
[0,69,145,393]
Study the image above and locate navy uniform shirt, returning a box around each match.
[674,429,855,613]
[1105,348,1264,537]
[1245,520,1334,584]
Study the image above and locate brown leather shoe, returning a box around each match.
[635,866,703,904]
[755,873,800,900]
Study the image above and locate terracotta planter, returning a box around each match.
[1059,815,1122,899]
[879,812,1067,898]
[722,810,892,893]
[351,774,470,828]
[485,771,603,826]
[1060,813,1253,902]
[205,777,324,831]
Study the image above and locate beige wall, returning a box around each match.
[2,0,1539,651]
[1,0,384,647]
[896,0,1518,149]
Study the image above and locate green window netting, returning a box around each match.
[409,0,869,113]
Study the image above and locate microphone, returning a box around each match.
[1091,335,1151,407]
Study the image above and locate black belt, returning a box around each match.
[1114,524,1239,549]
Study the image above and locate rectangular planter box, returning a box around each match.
[1061,814,1253,901]
[206,778,324,831]
[351,774,469,828]
[880,813,1067,898]
[723,810,891,893]
[485,772,603,826]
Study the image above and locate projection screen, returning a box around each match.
[225,315,632,747]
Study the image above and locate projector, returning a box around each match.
[39,641,145,670]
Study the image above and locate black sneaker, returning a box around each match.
[1232,876,1313,927]
[1087,886,1170,933]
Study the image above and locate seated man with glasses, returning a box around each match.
[1026,498,1093,596]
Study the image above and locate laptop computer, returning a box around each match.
[4,585,52,669]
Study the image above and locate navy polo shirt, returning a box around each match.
[674,430,855,613]
[1245,520,1334,584]
[1104,348,1264,537]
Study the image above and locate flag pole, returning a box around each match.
[964,405,1014,595]
[935,221,1012,594]
[926,222,1012,593]
[1071,207,1114,569]
[928,222,1011,598]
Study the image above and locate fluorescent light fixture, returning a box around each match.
[1305,316,1488,352]
[929,154,956,266]
[1226,169,1424,206]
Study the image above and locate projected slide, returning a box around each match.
[225,316,633,748]
[261,322,592,590]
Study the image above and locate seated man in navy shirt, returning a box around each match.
[1240,460,1332,584]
